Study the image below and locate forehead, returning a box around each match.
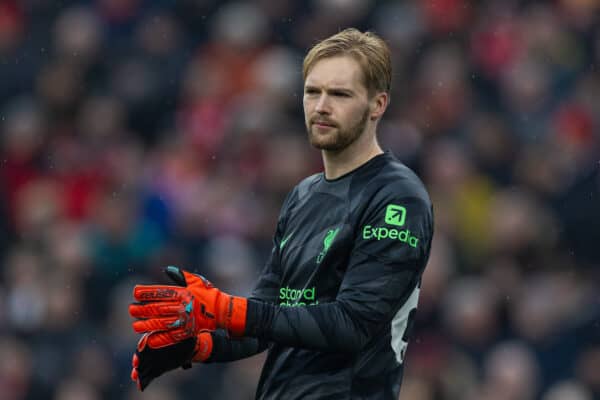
[305,56,365,90]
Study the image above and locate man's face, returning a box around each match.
[303,56,371,152]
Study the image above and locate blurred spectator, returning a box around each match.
[0,1,24,54]
[476,341,541,400]
[4,247,46,333]
[443,276,500,353]
[0,335,40,399]
[54,379,100,400]
[543,380,593,400]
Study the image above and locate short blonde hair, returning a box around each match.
[302,28,392,96]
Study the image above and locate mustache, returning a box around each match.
[310,117,337,127]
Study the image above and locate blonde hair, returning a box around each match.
[302,28,392,96]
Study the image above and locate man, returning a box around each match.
[129,28,434,399]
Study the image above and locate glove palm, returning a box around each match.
[131,331,213,391]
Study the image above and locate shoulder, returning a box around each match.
[349,154,433,233]
[280,172,322,212]
[364,154,431,207]
[296,172,322,198]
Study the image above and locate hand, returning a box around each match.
[131,331,213,391]
[129,266,248,337]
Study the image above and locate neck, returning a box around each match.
[322,131,383,180]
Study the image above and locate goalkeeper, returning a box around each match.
[129,28,434,400]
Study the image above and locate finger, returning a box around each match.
[164,266,187,286]
[138,375,149,391]
[146,330,192,348]
[181,270,214,288]
[129,301,184,319]
[131,366,142,391]
[136,333,150,352]
[132,317,184,333]
[132,285,186,302]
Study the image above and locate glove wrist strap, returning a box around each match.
[217,295,248,336]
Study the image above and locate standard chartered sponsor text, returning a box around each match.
[279,286,319,307]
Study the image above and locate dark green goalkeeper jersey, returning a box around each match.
[208,151,434,400]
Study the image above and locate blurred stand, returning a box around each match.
[0,1,598,399]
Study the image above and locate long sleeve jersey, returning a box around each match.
[208,151,434,400]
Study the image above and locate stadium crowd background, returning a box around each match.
[0,0,599,399]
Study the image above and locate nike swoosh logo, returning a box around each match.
[280,234,292,249]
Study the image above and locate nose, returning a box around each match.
[314,93,331,114]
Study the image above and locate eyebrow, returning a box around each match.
[304,85,355,95]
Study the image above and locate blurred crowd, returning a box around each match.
[0,0,599,399]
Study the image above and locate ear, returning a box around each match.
[369,92,389,121]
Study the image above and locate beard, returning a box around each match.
[306,107,370,152]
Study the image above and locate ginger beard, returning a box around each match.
[306,106,370,152]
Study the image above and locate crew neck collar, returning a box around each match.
[323,151,391,183]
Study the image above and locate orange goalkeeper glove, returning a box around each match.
[129,266,248,338]
[131,330,213,391]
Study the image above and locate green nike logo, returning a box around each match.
[280,234,292,249]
